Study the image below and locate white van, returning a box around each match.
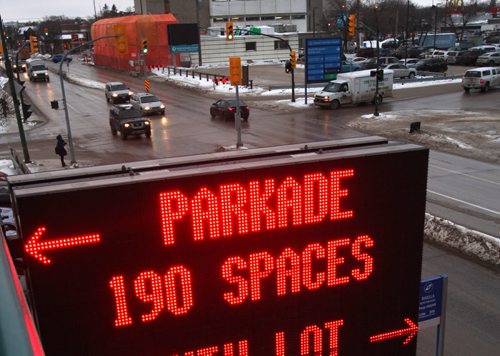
[314,69,394,109]
[25,58,49,82]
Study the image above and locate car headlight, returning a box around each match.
[124,123,130,128]
[34,73,38,76]
[160,104,165,109]
[144,106,151,110]
[128,91,133,95]
[112,93,118,97]
[144,121,150,125]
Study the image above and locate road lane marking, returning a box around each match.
[430,164,500,186]
[427,189,500,216]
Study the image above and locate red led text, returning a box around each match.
[110,265,194,327]
[174,340,249,356]
[160,170,355,245]
[222,235,374,305]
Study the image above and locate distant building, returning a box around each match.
[134,0,324,34]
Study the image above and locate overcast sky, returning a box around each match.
[3,0,438,22]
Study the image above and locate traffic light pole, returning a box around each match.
[0,17,31,163]
[59,35,117,167]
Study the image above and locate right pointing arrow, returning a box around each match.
[370,318,418,345]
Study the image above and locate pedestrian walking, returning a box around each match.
[55,134,67,167]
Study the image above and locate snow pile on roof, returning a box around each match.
[425,213,500,266]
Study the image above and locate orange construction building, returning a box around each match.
[91,14,178,71]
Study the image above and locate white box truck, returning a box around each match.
[314,69,393,109]
[25,58,50,82]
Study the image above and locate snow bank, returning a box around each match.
[425,213,500,266]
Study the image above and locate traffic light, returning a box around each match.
[285,60,292,74]
[22,103,32,120]
[113,24,129,54]
[142,40,148,54]
[226,22,234,41]
[290,50,297,69]
[29,35,38,53]
[348,14,356,37]
[370,69,384,81]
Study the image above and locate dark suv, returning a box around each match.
[109,104,151,140]
[415,58,448,72]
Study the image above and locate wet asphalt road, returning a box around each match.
[1,60,499,356]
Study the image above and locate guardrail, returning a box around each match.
[161,67,253,89]
[0,234,44,355]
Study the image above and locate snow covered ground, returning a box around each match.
[0,65,498,265]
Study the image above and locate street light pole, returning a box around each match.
[59,35,117,167]
[433,5,438,49]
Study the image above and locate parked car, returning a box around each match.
[446,50,464,64]
[469,45,497,53]
[210,99,249,121]
[360,56,399,69]
[415,58,448,72]
[476,52,500,66]
[130,92,165,115]
[105,82,133,103]
[399,58,420,68]
[454,50,482,66]
[393,46,424,59]
[52,54,73,63]
[340,61,361,72]
[109,104,151,139]
[462,67,500,93]
[385,63,417,79]
[349,56,368,64]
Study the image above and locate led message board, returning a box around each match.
[15,145,428,355]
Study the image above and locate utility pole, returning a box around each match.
[433,5,438,49]
[58,35,117,167]
[0,17,31,163]
[195,0,203,66]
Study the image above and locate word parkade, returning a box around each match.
[110,169,375,355]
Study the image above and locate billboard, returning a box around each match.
[15,143,428,355]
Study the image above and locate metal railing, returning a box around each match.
[0,235,44,355]
[161,67,253,89]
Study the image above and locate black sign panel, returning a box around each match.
[16,147,428,355]
[167,23,199,46]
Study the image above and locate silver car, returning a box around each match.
[385,63,417,79]
[130,92,166,116]
[105,82,133,103]
[476,52,500,66]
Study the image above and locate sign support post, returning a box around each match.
[418,274,448,356]
[436,275,448,356]
[229,57,243,148]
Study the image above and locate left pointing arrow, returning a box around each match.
[25,226,101,265]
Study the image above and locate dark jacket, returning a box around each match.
[55,135,67,156]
